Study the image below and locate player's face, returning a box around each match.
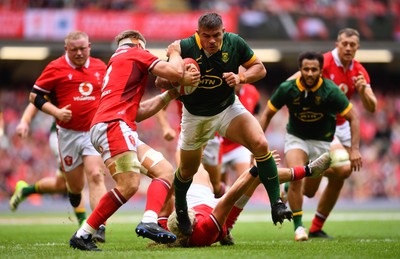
[336,34,359,64]
[65,37,91,67]
[197,26,224,55]
[300,59,322,88]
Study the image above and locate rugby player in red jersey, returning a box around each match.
[29,31,108,242]
[69,30,200,251]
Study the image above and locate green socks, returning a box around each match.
[173,169,192,211]
[255,152,280,204]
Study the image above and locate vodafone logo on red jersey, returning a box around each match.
[74,82,96,101]
[79,82,93,96]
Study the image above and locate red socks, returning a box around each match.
[87,188,126,229]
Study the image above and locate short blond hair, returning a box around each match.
[167,208,196,246]
[64,31,89,45]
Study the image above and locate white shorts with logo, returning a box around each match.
[221,145,251,173]
[179,96,248,151]
[284,133,330,161]
[331,121,351,147]
[57,126,100,172]
[90,120,145,162]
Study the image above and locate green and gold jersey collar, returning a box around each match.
[296,77,323,92]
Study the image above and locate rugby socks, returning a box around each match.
[173,168,193,211]
[291,166,307,181]
[255,152,280,204]
[309,211,328,233]
[292,210,304,230]
[157,216,169,230]
[21,184,38,197]
[74,207,87,227]
[142,178,171,224]
[86,188,127,232]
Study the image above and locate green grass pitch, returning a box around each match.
[0,210,399,259]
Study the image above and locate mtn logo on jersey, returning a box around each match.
[296,111,323,122]
[74,82,96,101]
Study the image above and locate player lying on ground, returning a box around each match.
[167,151,331,247]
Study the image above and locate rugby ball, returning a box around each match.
[175,58,200,95]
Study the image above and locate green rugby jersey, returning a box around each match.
[268,77,352,142]
[179,32,257,116]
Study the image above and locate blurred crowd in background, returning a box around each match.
[1,0,400,41]
[1,86,399,203]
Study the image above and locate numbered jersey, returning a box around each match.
[91,45,160,131]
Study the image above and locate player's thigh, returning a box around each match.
[224,112,266,151]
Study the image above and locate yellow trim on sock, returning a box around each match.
[254,152,272,162]
[175,169,192,183]
[293,211,303,217]
[34,183,40,194]
[74,207,86,213]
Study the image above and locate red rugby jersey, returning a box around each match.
[323,49,371,125]
[33,55,106,131]
[91,46,160,131]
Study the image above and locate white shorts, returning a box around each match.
[187,184,218,209]
[57,126,100,172]
[179,96,248,150]
[202,136,221,166]
[284,133,330,161]
[49,130,59,158]
[90,120,144,162]
[331,121,351,147]
[221,145,251,173]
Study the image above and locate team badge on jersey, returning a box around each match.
[222,52,229,63]
[314,95,321,105]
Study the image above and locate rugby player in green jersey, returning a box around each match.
[156,12,292,236]
[259,51,362,242]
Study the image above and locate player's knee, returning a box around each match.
[303,188,317,198]
[55,180,67,192]
[249,135,269,154]
[86,168,105,185]
[140,149,173,180]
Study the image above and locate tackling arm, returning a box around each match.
[136,89,180,122]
